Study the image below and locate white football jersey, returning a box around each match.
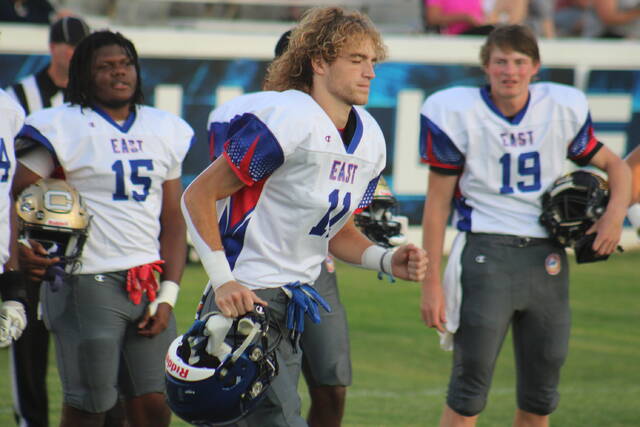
[420,82,601,237]
[19,104,193,273]
[0,90,25,270]
[207,90,386,289]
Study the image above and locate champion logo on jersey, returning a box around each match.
[325,135,331,142]
[545,253,562,276]
[89,122,95,127]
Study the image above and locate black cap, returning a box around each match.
[274,30,292,58]
[49,16,91,46]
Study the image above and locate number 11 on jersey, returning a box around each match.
[310,189,352,237]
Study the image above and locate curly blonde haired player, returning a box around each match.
[183,6,428,427]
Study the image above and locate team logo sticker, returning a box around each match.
[545,253,562,276]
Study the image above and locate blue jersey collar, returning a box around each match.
[480,85,530,125]
[93,105,137,132]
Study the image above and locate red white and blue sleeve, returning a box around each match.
[567,113,602,166]
[220,113,285,186]
[419,113,464,175]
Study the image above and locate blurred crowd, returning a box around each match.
[424,0,640,39]
[2,0,640,38]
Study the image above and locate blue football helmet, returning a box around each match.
[165,305,280,426]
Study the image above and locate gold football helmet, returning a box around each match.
[16,179,91,265]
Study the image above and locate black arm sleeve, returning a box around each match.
[0,271,27,304]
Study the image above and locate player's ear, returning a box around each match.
[311,54,327,75]
[532,60,541,75]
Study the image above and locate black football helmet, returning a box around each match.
[16,178,90,271]
[354,176,407,248]
[165,305,280,426]
[539,170,609,248]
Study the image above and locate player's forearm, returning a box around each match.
[422,203,449,289]
[603,157,632,221]
[421,171,456,288]
[625,146,640,204]
[329,217,375,265]
[160,179,187,283]
[182,158,247,290]
[159,224,186,284]
[182,158,238,254]
[182,182,224,253]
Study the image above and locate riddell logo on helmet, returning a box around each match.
[47,219,69,227]
[166,353,189,378]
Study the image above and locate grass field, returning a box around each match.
[1,250,639,426]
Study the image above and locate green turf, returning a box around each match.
[1,250,638,426]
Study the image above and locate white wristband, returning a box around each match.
[180,195,235,289]
[361,245,394,275]
[147,280,180,316]
[200,250,235,290]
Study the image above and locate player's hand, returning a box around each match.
[586,209,624,255]
[137,302,172,337]
[214,281,268,318]
[18,239,60,283]
[0,301,27,347]
[421,277,446,333]
[390,244,428,282]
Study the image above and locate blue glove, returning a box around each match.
[283,281,331,347]
[43,264,66,292]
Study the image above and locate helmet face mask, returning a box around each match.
[355,176,407,248]
[539,171,609,247]
[16,179,90,270]
[165,305,280,426]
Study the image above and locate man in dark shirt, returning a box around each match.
[0,0,54,24]
[5,15,90,114]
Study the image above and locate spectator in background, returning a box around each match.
[486,0,528,25]
[0,0,55,23]
[488,0,555,38]
[526,0,556,37]
[555,0,603,37]
[424,0,494,35]
[6,16,90,115]
[4,15,90,427]
[594,0,640,38]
